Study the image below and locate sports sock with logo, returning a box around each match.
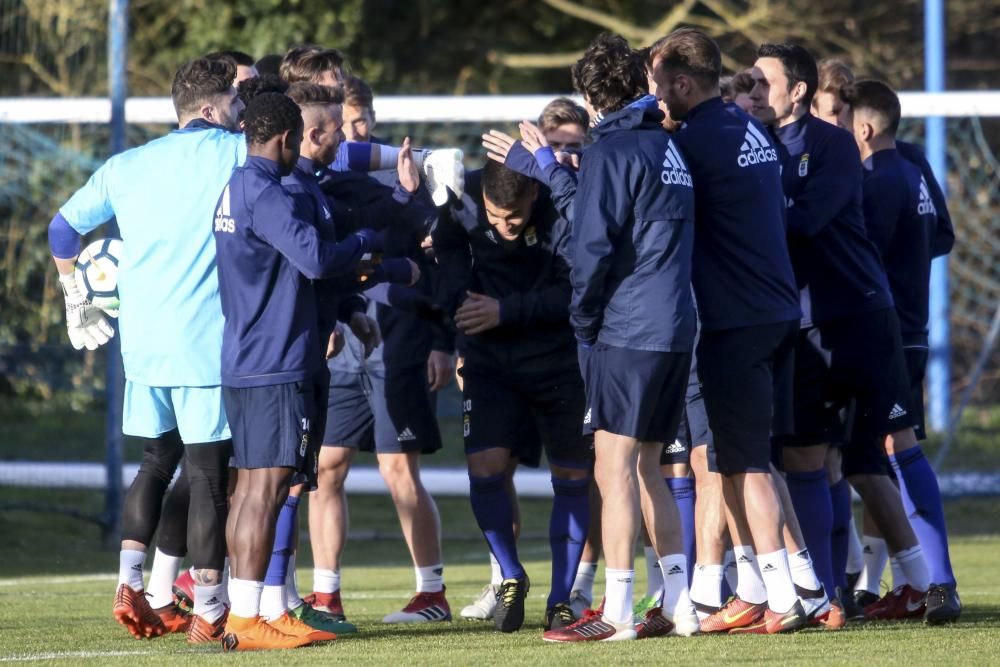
[603,568,635,625]
[690,563,724,618]
[893,544,930,592]
[285,553,303,610]
[857,536,888,595]
[846,515,865,578]
[889,446,956,586]
[788,548,824,592]
[469,473,525,580]
[829,478,852,592]
[733,545,768,604]
[260,495,300,621]
[489,554,504,587]
[548,477,590,608]
[758,549,798,614]
[145,548,183,609]
[658,554,695,619]
[229,578,264,619]
[786,468,835,597]
[416,564,445,593]
[571,561,597,600]
[667,477,696,584]
[313,568,341,594]
[722,549,737,599]
[119,549,146,591]
[643,546,662,599]
[194,583,226,623]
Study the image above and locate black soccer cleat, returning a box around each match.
[852,589,879,613]
[924,583,962,625]
[544,601,577,631]
[494,576,529,633]
[838,586,865,621]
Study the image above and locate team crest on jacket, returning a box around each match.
[661,140,693,187]
[737,121,778,167]
[524,227,537,246]
[798,153,810,177]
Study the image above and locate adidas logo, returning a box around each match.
[738,555,752,563]
[797,549,810,561]
[888,403,908,420]
[666,565,684,576]
[398,427,417,442]
[737,121,778,167]
[661,140,693,187]
[917,177,937,216]
[583,408,592,425]
[416,606,449,621]
[131,564,143,572]
[205,596,221,606]
[664,441,685,454]
[434,567,444,576]
[761,563,777,573]
[863,545,873,554]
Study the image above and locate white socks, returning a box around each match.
[644,547,663,599]
[145,549,181,609]
[490,554,504,587]
[858,536,889,595]
[846,515,865,576]
[572,561,597,599]
[194,584,226,623]
[788,548,823,592]
[259,584,287,622]
[894,545,929,592]
[758,549,798,614]
[416,564,444,593]
[314,568,341,594]
[603,568,635,625]
[119,549,146,591]
[733,545,767,604]
[890,556,907,589]
[229,578,264,619]
[690,563,724,617]
[658,554,695,619]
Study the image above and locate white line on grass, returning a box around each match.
[0,574,117,587]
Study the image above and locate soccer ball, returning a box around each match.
[74,238,123,317]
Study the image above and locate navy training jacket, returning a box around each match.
[570,103,696,352]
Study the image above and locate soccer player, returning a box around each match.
[747,42,944,626]
[207,50,259,84]
[49,56,244,643]
[839,79,961,623]
[432,159,593,634]
[543,33,699,642]
[303,74,454,625]
[727,70,755,113]
[214,91,391,650]
[646,29,807,634]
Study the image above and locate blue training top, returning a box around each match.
[772,112,893,327]
[673,97,801,332]
[58,123,246,387]
[213,155,371,388]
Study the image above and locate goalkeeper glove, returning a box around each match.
[59,272,114,350]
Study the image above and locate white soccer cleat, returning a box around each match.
[665,604,701,637]
[422,148,465,206]
[460,584,498,620]
[798,587,831,621]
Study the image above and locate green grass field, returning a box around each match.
[1,491,999,665]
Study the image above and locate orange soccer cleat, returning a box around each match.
[113,584,167,640]
[220,614,314,651]
[699,596,767,633]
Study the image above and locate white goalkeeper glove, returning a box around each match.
[59,272,114,350]
[421,148,465,206]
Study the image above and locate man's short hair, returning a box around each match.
[280,45,345,83]
[206,50,255,68]
[730,70,755,97]
[482,160,534,209]
[342,75,374,112]
[242,92,302,146]
[839,79,901,137]
[757,43,818,105]
[171,57,236,118]
[646,28,722,88]
[255,53,283,77]
[538,97,589,134]
[237,74,288,108]
[817,58,855,95]
[286,82,345,109]
[571,33,646,115]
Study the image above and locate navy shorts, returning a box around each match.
[843,343,928,477]
[224,373,326,476]
[664,349,713,465]
[698,320,798,475]
[462,363,592,470]
[582,344,690,444]
[323,365,442,455]
[782,308,916,453]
